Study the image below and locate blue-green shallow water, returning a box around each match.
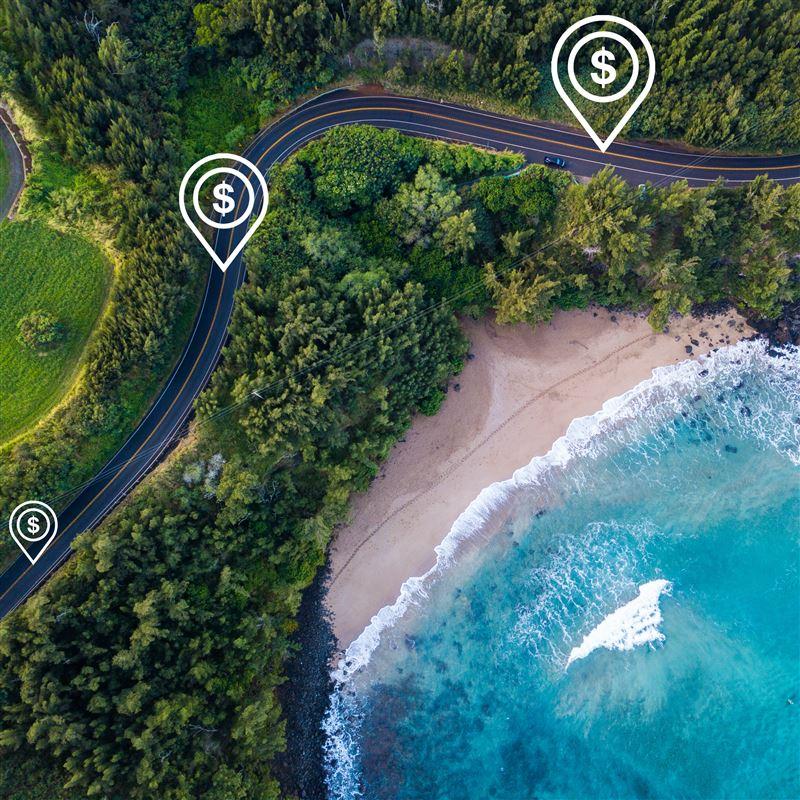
[325,341,800,800]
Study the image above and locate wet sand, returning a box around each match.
[326,307,751,649]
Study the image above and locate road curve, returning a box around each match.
[1,88,798,617]
[0,113,26,220]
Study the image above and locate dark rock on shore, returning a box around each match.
[690,300,735,320]
[748,298,800,347]
[274,563,337,800]
[690,298,800,348]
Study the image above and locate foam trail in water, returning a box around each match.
[566,579,672,668]
[331,340,798,685]
[324,340,800,799]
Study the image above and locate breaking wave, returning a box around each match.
[330,339,797,684]
[323,339,799,798]
[566,579,672,668]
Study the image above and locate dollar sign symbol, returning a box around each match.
[212,182,235,216]
[27,516,40,536]
[591,46,617,88]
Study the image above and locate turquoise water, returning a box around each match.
[325,341,800,800]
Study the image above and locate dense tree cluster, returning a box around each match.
[188,0,800,149]
[476,167,799,329]
[0,462,287,799]
[0,1,199,522]
[16,309,63,350]
[0,127,499,798]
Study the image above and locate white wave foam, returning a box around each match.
[565,579,672,668]
[324,340,799,798]
[508,519,661,668]
[330,340,799,685]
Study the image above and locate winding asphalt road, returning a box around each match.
[1,88,798,618]
[0,114,25,220]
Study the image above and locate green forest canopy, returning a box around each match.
[193,0,800,150]
[0,2,797,797]
[1,123,798,799]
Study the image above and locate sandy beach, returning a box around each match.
[326,307,752,649]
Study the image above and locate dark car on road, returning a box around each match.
[544,156,568,169]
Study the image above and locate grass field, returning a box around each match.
[0,220,110,443]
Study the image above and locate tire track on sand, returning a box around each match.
[330,328,657,585]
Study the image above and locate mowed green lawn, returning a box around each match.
[0,220,110,442]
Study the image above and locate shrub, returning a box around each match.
[16,310,62,350]
[418,388,446,416]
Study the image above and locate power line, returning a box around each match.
[12,96,799,522]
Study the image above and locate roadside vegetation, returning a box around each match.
[178,67,260,164]
[1,121,798,799]
[194,0,800,151]
[177,55,338,163]
[0,2,797,800]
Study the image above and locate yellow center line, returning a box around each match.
[1,136,287,603]
[283,105,800,172]
[3,100,797,608]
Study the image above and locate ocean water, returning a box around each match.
[324,340,800,800]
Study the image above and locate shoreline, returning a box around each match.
[325,307,752,651]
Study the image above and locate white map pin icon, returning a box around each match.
[551,15,656,153]
[179,153,269,272]
[8,500,58,564]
